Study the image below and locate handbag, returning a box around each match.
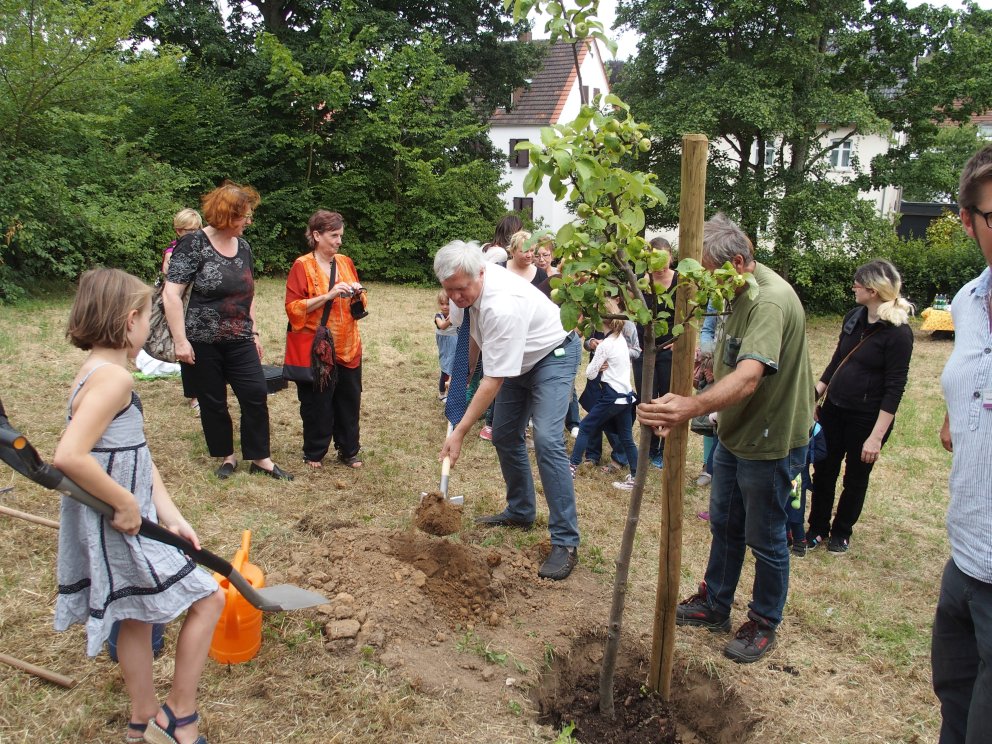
[143,275,190,363]
[690,414,714,436]
[282,260,338,390]
[350,290,368,320]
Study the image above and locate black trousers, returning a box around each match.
[182,340,271,461]
[808,399,890,540]
[295,362,362,463]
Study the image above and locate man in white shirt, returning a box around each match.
[933,143,992,743]
[434,241,582,580]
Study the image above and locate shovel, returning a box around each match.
[0,398,327,613]
[422,423,463,506]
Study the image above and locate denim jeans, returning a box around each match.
[492,334,581,547]
[932,559,992,744]
[584,420,628,467]
[702,441,808,626]
[571,387,638,477]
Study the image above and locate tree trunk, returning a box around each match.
[646,134,706,700]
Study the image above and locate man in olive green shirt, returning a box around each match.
[637,214,813,663]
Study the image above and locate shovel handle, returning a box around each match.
[439,456,451,499]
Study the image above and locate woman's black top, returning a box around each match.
[166,229,256,344]
[820,305,914,414]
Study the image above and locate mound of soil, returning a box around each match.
[413,491,463,536]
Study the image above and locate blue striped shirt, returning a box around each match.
[941,267,992,583]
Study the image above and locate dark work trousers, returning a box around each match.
[183,340,271,461]
[634,347,673,459]
[932,559,992,744]
[296,362,362,463]
[808,399,891,541]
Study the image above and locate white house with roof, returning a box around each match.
[488,40,612,231]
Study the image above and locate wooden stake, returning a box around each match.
[647,133,708,700]
[0,504,59,529]
[0,653,77,688]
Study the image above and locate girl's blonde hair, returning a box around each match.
[66,268,152,351]
[173,208,202,232]
[854,259,914,326]
[436,289,450,307]
[602,298,625,335]
[508,230,532,256]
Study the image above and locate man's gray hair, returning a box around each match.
[703,213,753,266]
[433,240,485,282]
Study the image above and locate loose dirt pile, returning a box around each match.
[412,491,463,536]
[273,517,748,742]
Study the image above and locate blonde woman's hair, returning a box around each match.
[854,259,914,326]
[602,298,625,336]
[508,230,532,256]
[173,208,202,232]
[66,268,152,350]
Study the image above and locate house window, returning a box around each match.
[829,139,853,169]
[592,87,600,102]
[509,139,529,168]
[764,141,775,168]
[581,86,590,104]
[512,197,534,221]
[980,124,992,140]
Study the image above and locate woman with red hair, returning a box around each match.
[163,180,293,481]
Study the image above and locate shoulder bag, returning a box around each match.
[143,275,191,363]
[282,259,338,391]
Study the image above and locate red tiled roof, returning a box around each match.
[491,41,594,127]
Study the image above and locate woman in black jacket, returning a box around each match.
[806,259,914,554]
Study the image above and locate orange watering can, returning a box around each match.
[209,530,264,664]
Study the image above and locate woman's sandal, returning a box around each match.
[125,721,146,743]
[338,454,363,469]
[144,703,207,744]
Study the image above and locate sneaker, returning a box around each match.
[568,462,578,479]
[650,454,664,469]
[723,619,777,663]
[675,583,731,632]
[791,539,807,558]
[827,535,849,554]
[479,425,493,441]
[538,545,578,581]
[569,426,580,439]
[612,474,636,491]
[805,531,825,551]
[696,472,712,487]
[696,511,710,521]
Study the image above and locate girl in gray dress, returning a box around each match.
[54,268,224,744]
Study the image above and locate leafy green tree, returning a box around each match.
[614,0,992,277]
[888,125,985,203]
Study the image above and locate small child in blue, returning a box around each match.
[570,301,639,491]
[788,421,826,557]
[434,290,458,401]
[53,268,224,744]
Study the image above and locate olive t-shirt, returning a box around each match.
[714,262,814,460]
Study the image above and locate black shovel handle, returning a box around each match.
[0,402,234,580]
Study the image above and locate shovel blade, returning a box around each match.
[250,584,329,612]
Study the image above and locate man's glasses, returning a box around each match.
[971,206,992,229]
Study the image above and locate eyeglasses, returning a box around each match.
[971,206,992,229]
[237,212,254,223]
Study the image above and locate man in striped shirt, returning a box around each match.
[933,143,992,744]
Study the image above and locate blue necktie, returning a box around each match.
[445,307,471,426]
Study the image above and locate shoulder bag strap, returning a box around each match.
[318,258,337,328]
[819,326,881,403]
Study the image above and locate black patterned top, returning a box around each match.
[166,229,256,344]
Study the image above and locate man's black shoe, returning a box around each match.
[723,619,777,663]
[538,545,578,580]
[675,582,731,632]
[474,513,534,530]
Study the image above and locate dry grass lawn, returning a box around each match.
[0,277,954,743]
